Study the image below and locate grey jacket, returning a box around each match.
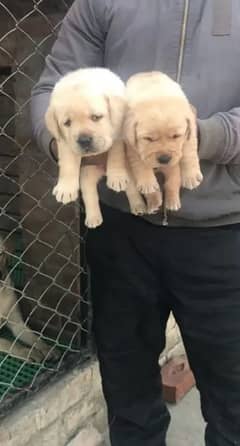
[31,0,240,227]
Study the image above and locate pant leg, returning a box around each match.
[86,205,170,446]
[163,226,240,446]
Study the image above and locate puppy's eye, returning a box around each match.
[171,134,181,139]
[91,114,103,122]
[143,136,154,142]
[64,119,71,127]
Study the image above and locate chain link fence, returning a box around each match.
[0,0,92,418]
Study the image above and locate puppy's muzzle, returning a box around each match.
[157,154,172,165]
[77,134,95,153]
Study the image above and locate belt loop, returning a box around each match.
[212,0,232,36]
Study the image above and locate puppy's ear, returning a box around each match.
[105,95,126,135]
[185,105,197,140]
[45,104,65,141]
[190,104,197,117]
[123,108,138,147]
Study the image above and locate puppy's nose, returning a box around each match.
[77,134,93,150]
[158,154,172,165]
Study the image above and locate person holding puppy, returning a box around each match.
[31,1,240,445]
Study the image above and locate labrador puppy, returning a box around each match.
[45,67,146,227]
[124,71,203,212]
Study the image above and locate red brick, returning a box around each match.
[161,355,196,404]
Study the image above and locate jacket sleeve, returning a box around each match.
[198,107,240,164]
[30,0,109,159]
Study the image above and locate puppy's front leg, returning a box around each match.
[164,164,182,211]
[80,165,105,228]
[180,115,203,190]
[145,190,163,214]
[106,140,130,192]
[125,179,147,216]
[126,145,159,194]
[53,140,81,204]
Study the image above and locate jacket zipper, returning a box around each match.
[176,0,190,84]
[162,0,190,226]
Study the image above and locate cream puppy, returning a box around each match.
[124,71,203,212]
[45,68,146,227]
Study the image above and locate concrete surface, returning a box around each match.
[103,387,205,446]
[167,387,205,446]
[68,427,102,446]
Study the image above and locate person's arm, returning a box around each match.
[31,0,110,160]
[198,107,240,164]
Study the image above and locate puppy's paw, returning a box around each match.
[146,191,163,214]
[165,194,181,211]
[53,180,79,204]
[130,198,147,216]
[85,212,103,229]
[181,169,203,190]
[136,177,159,195]
[107,169,130,192]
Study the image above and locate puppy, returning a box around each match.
[0,237,59,363]
[124,71,203,212]
[45,68,146,227]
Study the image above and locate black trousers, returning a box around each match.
[86,205,240,446]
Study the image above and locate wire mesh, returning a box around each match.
[0,0,92,417]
